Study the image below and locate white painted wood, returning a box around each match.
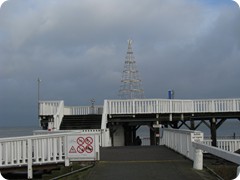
[104,98,240,115]
[0,131,102,179]
[160,128,240,175]
[27,139,32,179]
[193,142,240,165]
[203,139,240,152]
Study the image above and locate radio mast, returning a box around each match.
[118,40,144,99]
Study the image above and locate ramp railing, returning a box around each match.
[159,128,203,160]
[39,101,64,130]
[160,128,240,177]
[203,139,240,152]
[0,132,100,179]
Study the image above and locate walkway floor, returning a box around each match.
[85,146,218,180]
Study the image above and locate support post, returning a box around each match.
[172,121,178,129]
[150,127,156,145]
[65,158,70,167]
[210,118,217,147]
[193,148,203,170]
[27,139,33,179]
[132,126,137,144]
[190,121,195,130]
[65,135,70,166]
[236,166,240,178]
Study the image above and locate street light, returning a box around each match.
[90,98,95,114]
[37,78,41,122]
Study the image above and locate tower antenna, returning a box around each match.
[118,40,144,99]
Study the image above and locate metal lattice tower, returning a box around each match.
[118,40,144,99]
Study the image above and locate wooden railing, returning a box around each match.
[203,139,240,152]
[39,101,64,130]
[0,133,66,179]
[39,98,240,130]
[0,131,101,179]
[64,106,103,115]
[105,98,240,114]
[160,128,240,176]
[39,101,62,115]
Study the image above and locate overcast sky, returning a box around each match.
[0,0,240,127]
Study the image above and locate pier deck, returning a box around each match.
[85,146,217,180]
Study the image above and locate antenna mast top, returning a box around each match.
[118,40,144,99]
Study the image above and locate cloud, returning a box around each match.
[0,0,240,126]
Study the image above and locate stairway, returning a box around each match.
[60,115,102,130]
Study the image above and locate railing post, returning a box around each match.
[132,100,135,114]
[237,166,240,178]
[64,135,70,167]
[212,100,215,112]
[233,99,237,112]
[27,139,33,179]
[193,148,203,170]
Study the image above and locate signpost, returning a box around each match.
[191,132,203,142]
[66,134,100,162]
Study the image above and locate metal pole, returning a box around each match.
[90,98,95,114]
[37,78,41,122]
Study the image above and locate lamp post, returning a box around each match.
[90,98,95,114]
[37,78,41,122]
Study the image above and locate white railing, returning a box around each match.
[40,98,240,116]
[105,98,240,114]
[64,106,103,115]
[159,128,203,160]
[0,134,66,166]
[193,142,240,165]
[53,101,64,130]
[39,101,63,115]
[0,133,66,179]
[203,139,240,152]
[0,131,101,179]
[39,101,64,130]
[160,128,240,176]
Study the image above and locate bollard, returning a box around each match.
[233,166,240,180]
[193,148,203,170]
[237,166,240,178]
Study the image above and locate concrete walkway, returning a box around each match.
[85,146,217,180]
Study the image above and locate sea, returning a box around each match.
[0,120,239,139]
[0,126,41,138]
[137,119,240,139]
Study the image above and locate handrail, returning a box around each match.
[53,101,64,130]
[64,105,103,115]
[0,131,101,179]
[160,128,240,175]
[203,139,240,152]
[193,142,240,165]
[39,101,64,130]
[159,128,203,160]
[106,98,240,114]
[39,101,62,115]
[0,133,67,179]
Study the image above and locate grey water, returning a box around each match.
[0,120,239,139]
[0,126,40,138]
[137,119,240,138]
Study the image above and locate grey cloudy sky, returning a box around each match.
[0,0,240,127]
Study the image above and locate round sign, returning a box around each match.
[77,145,85,153]
[85,137,93,145]
[85,145,93,153]
[77,137,85,145]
